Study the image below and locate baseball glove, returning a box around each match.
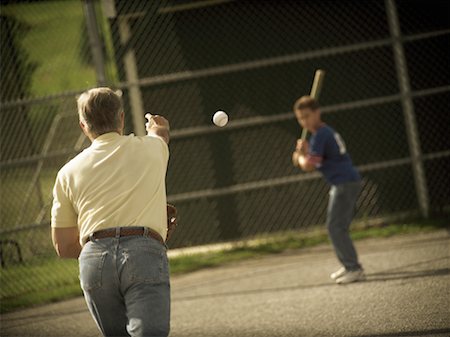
[166,203,178,242]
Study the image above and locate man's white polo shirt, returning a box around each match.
[51,132,169,245]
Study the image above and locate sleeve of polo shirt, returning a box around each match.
[51,171,77,228]
[147,134,169,162]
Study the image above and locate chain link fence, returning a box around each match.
[1,0,449,309]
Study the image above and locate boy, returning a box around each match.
[292,96,364,284]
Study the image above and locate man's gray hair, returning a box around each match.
[77,87,123,136]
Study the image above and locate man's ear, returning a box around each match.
[79,120,94,141]
[79,120,87,133]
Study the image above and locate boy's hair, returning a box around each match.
[77,87,122,136]
[293,96,320,112]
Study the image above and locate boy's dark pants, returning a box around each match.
[327,181,362,271]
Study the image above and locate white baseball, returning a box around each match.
[212,110,228,127]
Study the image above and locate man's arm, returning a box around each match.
[145,114,170,144]
[51,172,81,259]
[52,227,82,259]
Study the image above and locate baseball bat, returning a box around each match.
[301,69,326,140]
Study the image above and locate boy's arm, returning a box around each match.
[298,154,317,172]
[292,139,322,172]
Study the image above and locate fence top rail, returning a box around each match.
[1,29,448,109]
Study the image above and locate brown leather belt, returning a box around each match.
[87,227,165,245]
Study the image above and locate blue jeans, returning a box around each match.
[79,234,170,337]
[327,181,362,271]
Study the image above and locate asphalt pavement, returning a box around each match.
[2,229,449,337]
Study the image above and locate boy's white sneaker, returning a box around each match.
[330,267,347,280]
[335,269,366,284]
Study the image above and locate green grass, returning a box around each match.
[1,217,447,314]
[0,262,82,312]
[0,257,80,313]
[169,216,448,275]
[2,0,118,98]
[3,1,96,96]
[1,167,58,228]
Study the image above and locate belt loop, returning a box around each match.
[143,227,149,237]
[115,227,121,239]
[89,232,95,242]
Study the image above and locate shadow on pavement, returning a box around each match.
[366,268,450,282]
[174,281,334,302]
[365,255,450,281]
[1,306,88,329]
[174,266,449,303]
[349,327,450,337]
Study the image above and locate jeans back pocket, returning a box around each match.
[126,246,169,285]
[79,250,108,291]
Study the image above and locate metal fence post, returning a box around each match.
[83,0,106,86]
[385,0,430,218]
[118,15,146,136]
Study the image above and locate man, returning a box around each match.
[292,96,364,284]
[51,87,174,337]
